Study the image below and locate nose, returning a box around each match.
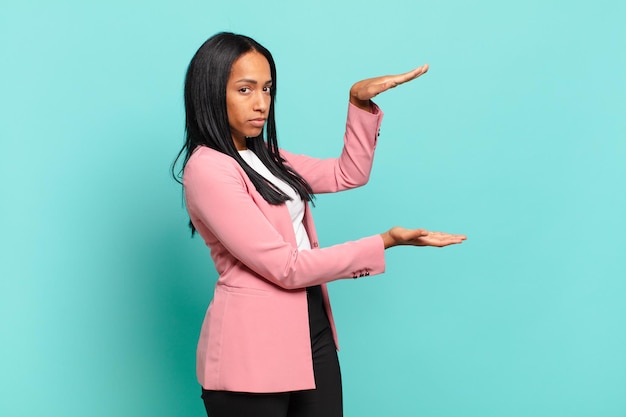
[253,91,270,113]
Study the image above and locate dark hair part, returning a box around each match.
[171,32,314,234]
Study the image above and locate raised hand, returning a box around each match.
[350,64,429,111]
[380,226,466,249]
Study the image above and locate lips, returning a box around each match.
[249,118,266,128]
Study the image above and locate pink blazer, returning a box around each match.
[183,103,386,393]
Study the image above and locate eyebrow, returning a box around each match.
[234,78,273,85]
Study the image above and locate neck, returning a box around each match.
[233,136,247,151]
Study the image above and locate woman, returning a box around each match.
[173,32,466,417]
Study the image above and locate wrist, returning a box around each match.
[349,95,372,113]
[380,231,396,249]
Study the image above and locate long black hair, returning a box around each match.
[172,32,314,234]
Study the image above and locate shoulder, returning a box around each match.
[185,146,242,174]
[187,146,236,166]
[183,146,247,189]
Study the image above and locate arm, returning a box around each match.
[280,102,383,194]
[184,150,386,290]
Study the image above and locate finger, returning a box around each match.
[419,234,465,247]
[405,65,429,79]
[428,231,466,239]
[359,81,395,100]
[442,233,467,241]
[424,239,463,247]
[390,64,429,85]
[367,77,408,97]
[364,70,426,99]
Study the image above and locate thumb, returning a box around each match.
[409,229,429,239]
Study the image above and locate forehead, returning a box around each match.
[229,51,271,80]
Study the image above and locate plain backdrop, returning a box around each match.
[1,0,625,416]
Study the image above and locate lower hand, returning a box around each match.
[381,226,466,249]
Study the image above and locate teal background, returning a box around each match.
[1,0,625,416]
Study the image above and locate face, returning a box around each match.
[226,51,272,150]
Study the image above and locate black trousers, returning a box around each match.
[202,286,343,417]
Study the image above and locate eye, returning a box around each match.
[263,86,272,94]
[238,87,251,94]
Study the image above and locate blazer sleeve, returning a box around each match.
[280,102,384,193]
[183,150,386,290]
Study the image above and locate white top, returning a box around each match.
[239,150,312,251]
